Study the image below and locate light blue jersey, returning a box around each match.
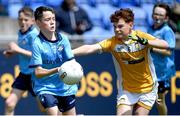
[18,26,39,74]
[148,24,176,81]
[29,32,78,96]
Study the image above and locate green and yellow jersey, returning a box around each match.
[99,30,157,93]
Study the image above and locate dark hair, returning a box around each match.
[61,0,76,11]
[34,6,55,20]
[153,3,171,17]
[18,6,34,18]
[110,8,134,23]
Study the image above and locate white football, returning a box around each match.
[58,60,84,85]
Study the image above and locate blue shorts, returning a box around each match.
[158,79,171,93]
[12,72,35,96]
[38,94,76,112]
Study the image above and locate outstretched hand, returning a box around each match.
[3,42,20,57]
[3,50,14,57]
[8,42,21,53]
[128,34,148,45]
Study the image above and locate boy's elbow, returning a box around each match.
[36,74,42,78]
[162,40,169,48]
[35,72,41,78]
[166,51,171,56]
[165,42,169,48]
[35,70,43,78]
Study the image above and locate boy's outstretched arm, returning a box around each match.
[73,44,102,56]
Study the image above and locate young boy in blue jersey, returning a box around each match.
[29,6,78,115]
[148,3,176,115]
[3,7,39,115]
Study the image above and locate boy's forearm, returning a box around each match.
[73,45,91,56]
[35,67,59,78]
[148,39,169,49]
[73,44,102,56]
[17,47,32,57]
[152,48,171,56]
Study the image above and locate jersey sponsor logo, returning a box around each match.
[114,43,145,53]
[122,57,145,64]
[19,39,27,46]
[42,58,61,64]
[115,44,129,52]
[22,40,27,45]
[114,43,145,64]
[57,45,64,52]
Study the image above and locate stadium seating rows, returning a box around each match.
[0,0,178,43]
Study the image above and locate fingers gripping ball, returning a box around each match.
[58,60,84,85]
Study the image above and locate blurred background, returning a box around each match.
[0,0,180,115]
[0,0,180,49]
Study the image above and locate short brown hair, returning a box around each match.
[18,7,34,18]
[110,8,134,23]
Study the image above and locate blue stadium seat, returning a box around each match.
[8,2,23,19]
[8,0,22,4]
[98,3,117,30]
[80,4,104,27]
[134,25,147,32]
[140,0,156,4]
[141,3,154,26]
[157,0,175,7]
[131,6,148,32]
[1,0,9,6]
[30,0,47,11]
[119,3,135,8]
[0,0,9,15]
[119,0,141,7]
[96,0,109,4]
[24,0,31,6]
[87,0,97,7]
[83,26,113,44]
[76,0,88,5]
[110,0,120,7]
[46,0,63,8]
